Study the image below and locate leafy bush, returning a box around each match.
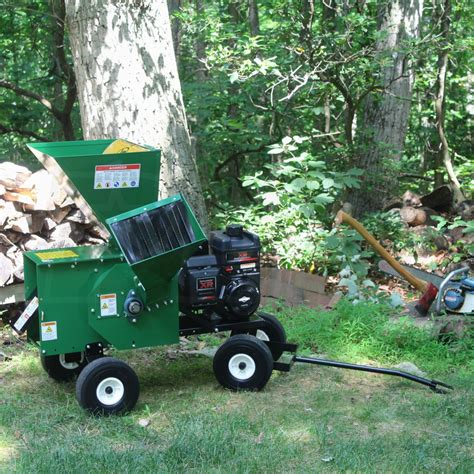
[213,137,363,275]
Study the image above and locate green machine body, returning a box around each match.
[22,140,206,356]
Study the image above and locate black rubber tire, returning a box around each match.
[213,334,273,391]
[41,352,86,382]
[230,312,287,360]
[76,357,139,416]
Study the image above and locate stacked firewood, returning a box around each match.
[0,162,108,287]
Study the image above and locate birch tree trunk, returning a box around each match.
[348,0,423,217]
[64,0,208,229]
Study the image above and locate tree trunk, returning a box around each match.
[167,0,183,64]
[64,0,208,229]
[348,0,424,217]
[195,0,207,81]
[433,0,465,205]
[248,0,260,37]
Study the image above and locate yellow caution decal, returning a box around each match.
[103,139,148,154]
[36,250,79,260]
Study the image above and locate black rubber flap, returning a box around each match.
[110,200,196,264]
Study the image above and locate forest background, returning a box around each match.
[0,0,472,282]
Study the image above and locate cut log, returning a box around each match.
[49,221,84,243]
[53,186,68,207]
[50,206,71,224]
[402,190,421,208]
[43,217,57,231]
[0,233,16,247]
[0,253,14,286]
[23,235,49,251]
[456,199,474,221]
[420,185,452,212]
[47,238,76,249]
[88,225,110,241]
[400,206,437,227]
[60,196,75,208]
[66,208,90,225]
[3,190,35,206]
[0,162,31,188]
[22,170,57,211]
[30,212,45,234]
[7,215,33,234]
[7,249,24,281]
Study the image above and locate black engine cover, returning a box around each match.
[179,225,261,320]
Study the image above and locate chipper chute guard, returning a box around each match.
[10,139,452,415]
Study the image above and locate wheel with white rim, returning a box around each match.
[41,352,86,381]
[76,357,139,415]
[213,334,273,391]
[230,312,287,360]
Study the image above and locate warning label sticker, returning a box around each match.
[41,321,58,341]
[13,296,39,333]
[94,164,141,190]
[36,250,79,261]
[100,294,117,317]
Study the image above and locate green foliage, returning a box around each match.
[213,137,362,273]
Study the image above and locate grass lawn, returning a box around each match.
[0,301,473,473]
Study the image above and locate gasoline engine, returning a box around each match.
[179,224,261,321]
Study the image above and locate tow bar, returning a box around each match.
[272,343,453,393]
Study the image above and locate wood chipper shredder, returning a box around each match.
[10,139,452,415]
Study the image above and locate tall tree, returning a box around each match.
[64,0,208,228]
[433,0,465,204]
[348,0,424,216]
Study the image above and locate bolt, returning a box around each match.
[42,350,46,354]
[98,316,101,319]
[94,268,98,272]
[121,291,125,295]
[98,343,102,347]
[71,264,75,268]
[91,309,95,313]
[132,343,136,348]
[155,303,160,309]
[87,345,90,349]
[131,291,135,296]
[117,314,120,318]
[170,300,173,304]
[132,318,137,323]
[164,300,168,305]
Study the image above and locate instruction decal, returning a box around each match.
[94,164,141,190]
[13,296,39,333]
[41,321,58,341]
[36,250,79,261]
[100,293,117,316]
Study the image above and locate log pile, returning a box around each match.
[0,162,108,287]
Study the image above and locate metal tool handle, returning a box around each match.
[434,266,469,314]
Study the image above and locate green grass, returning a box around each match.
[0,300,473,473]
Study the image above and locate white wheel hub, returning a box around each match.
[256,330,270,342]
[96,377,124,405]
[228,353,256,380]
[59,353,83,370]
